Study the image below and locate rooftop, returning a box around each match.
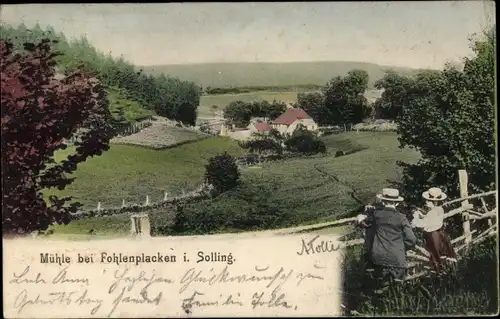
[272,108,312,125]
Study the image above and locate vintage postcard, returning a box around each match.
[1,2,498,317]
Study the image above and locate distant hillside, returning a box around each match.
[140,61,429,89]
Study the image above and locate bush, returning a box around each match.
[170,183,290,235]
[284,126,326,155]
[171,200,228,234]
[352,121,397,132]
[204,152,241,194]
[335,150,345,157]
[198,121,213,135]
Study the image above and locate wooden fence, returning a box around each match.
[113,119,153,137]
[94,167,497,280]
[71,182,212,219]
[330,169,498,280]
[64,118,154,145]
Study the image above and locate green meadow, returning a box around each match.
[48,131,420,236]
[44,137,246,210]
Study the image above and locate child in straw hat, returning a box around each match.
[411,187,457,274]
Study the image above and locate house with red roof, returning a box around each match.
[248,120,272,135]
[271,108,318,135]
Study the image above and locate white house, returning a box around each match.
[271,108,318,136]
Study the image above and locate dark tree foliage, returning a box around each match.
[296,91,326,125]
[261,100,287,120]
[373,71,415,120]
[284,125,326,155]
[204,152,241,194]
[0,23,202,125]
[394,28,496,204]
[294,70,370,126]
[223,100,253,127]
[1,39,113,234]
[323,69,369,125]
[239,137,283,155]
[171,183,289,235]
[223,100,287,127]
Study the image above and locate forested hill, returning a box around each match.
[140,61,428,89]
[0,23,201,125]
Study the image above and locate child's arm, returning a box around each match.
[411,209,424,228]
[356,205,375,228]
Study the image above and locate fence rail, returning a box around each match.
[70,182,212,219]
[330,169,497,281]
[71,167,497,282]
[64,118,154,145]
[113,119,153,137]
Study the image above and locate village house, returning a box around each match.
[271,108,318,136]
[247,119,272,135]
[220,108,318,141]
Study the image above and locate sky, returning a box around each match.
[0,2,495,69]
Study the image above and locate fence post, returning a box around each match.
[122,199,126,208]
[458,169,472,246]
[97,202,102,212]
[130,214,151,238]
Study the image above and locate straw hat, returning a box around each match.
[422,187,447,201]
[376,188,404,202]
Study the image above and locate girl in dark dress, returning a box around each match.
[412,187,457,274]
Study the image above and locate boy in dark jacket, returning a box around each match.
[357,188,417,283]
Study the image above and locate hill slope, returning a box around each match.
[107,86,156,123]
[43,137,246,209]
[140,61,429,88]
[48,132,420,236]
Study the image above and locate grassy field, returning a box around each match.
[238,132,420,223]
[44,136,246,210]
[111,120,209,149]
[107,87,156,123]
[49,131,420,236]
[140,61,424,88]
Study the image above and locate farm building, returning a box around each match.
[271,108,318,135]
[248,120,272,135]
[219,124,253,141]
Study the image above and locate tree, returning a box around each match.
[284,125,326,155]
[223,100,253,127]
[204,152,241,194]
[323,69,369,125]
[341,69,369,124]
[373,71,415,119]
[395,27,495,204]
[296,91,326,124]
[263,100,287,120]
[1,38,113,234]
[1,23,202,125]
[239,137,283,155]
[109,101,128,134]
[249,100,268,117]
